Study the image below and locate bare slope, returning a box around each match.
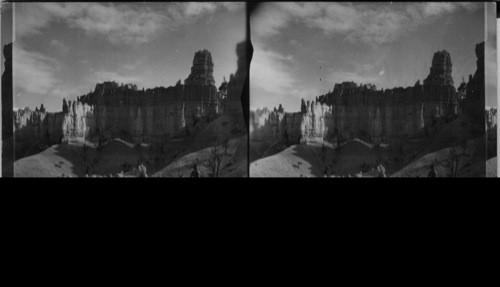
[155,112,248,177]
[250,144,325,177]
[14,143,91,177]
[14,108,248,177]
[393,114,486,177]
[486,157,497,177]
[250,138,390,177]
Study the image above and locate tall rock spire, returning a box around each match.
[184,49,215,86]
[423,50,454,86]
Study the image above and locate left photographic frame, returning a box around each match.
[2,2,249,178]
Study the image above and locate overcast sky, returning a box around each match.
[250,2,495,112]
[8,2,245,112]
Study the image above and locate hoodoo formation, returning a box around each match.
[251,43,485,146]
[184,50,216,86]
[12,42,247,160]
[424,50,454,86]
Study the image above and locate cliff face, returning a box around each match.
[62,101,96,143]
[77,81,219,144]
[14,108,65,158]
[252,82,457,145]
[424,50,454,86]
[251,46,485,146]
[13,49,230,158]
[184,50,215,86]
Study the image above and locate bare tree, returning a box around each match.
[446,140,470,178]
[205,135,233,178]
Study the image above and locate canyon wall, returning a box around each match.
[76,81,219,145]
[251,45,486,146]
[74,49,221,144]
[13,42,248,159]
[14,49,222,158]
[14,108,65,158]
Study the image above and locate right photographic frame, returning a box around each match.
[249,2,498,178]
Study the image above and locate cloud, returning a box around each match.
[182,2,218,18]
[251,4,291,38]
[12,44,74,111]
[177,2,244,18]
[13,44,140,110]
[51,85,89,103]
[220,2,245,12]
[250,42,318,110]
[303,3,361,34]
[121,63,137,71]
[250,44,296,96]
[252,2,481,46]
[351,8,410,46]
[65,3,167,45]
[289,87,318,102]
[49,39,69,55]
[419,2,481,18]
[16,3,167,45]
[288,39,302,48]
[15,2,243,45]
[13,45,60,96]
[379,70,385,76]
[421,2,456,17]
[14,3,54,37]
[250,44,295,109]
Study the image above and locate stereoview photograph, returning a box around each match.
[249,2,496,177]
[4,2,248,177]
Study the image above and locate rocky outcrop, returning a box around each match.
[75,80,220,144]
[13,49,232,159]
[251,46,485,147]
[252,82,457,145]
[13,108,65,158]
[424,50,454,86]
[250,102,332,145]
[184,50,215,86]
[61,101,96,143]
